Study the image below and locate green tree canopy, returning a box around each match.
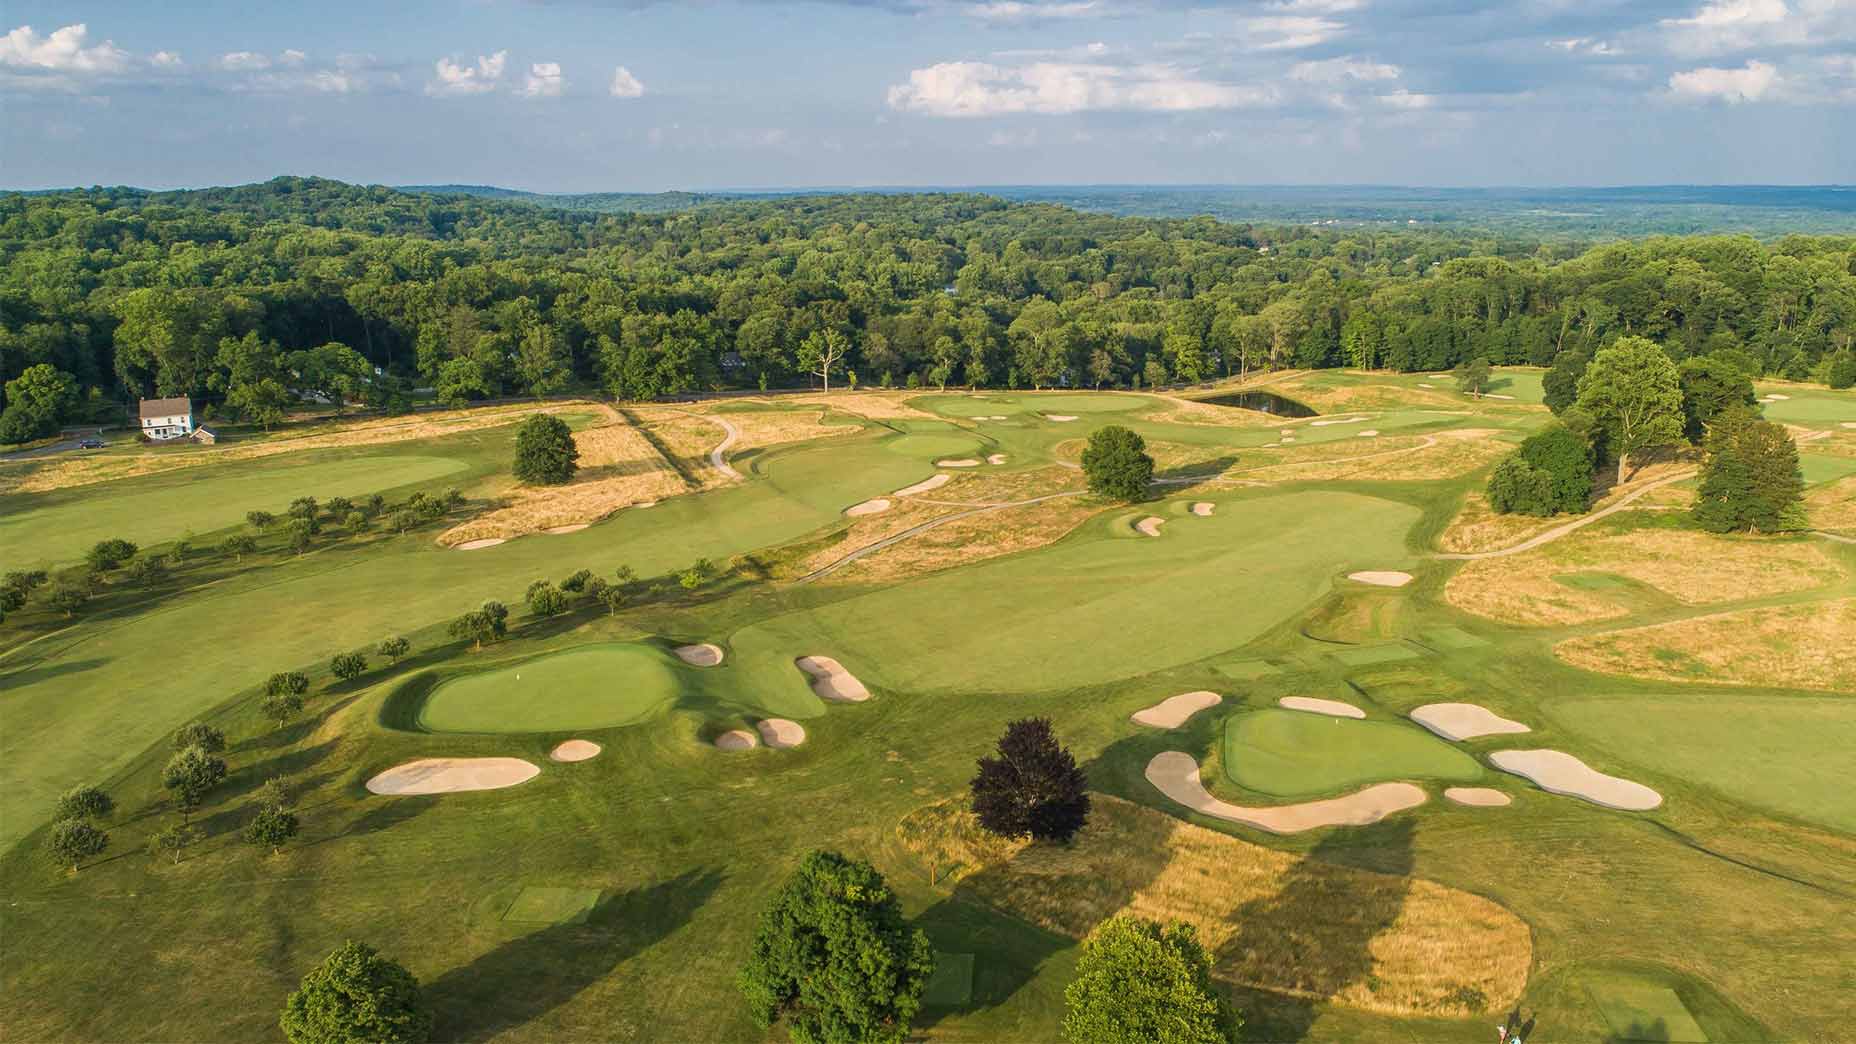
[1677,355,1758,442]
[280,941,431,1044]
[1574,336,1686,482]
[1692,406,1805,533]
[1080,424,1154,502]
[738,849,934,1044]
[1063,916,1239,1044]
[512,413,580,485]
[970,717,1091,844]
[47,819,110,873]
[54,785,114,822]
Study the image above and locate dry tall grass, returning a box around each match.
[1556,597,1856,691]
[438,417,686,545]
[896,796,1530,1018]
[1447,528,1845,627]
[1807,475,1856,533]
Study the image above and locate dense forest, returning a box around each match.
[2,177,1854,438]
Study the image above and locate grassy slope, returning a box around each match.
[4,381,1854,1043]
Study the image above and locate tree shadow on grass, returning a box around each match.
[0,656,109,690]
[425,867,725,1042]
[1153,455,1240,493]
[1219,818,1415,1043]
[910,896,1072,1031]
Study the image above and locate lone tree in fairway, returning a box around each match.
[47,819,110,873]
[1453,356,1493,398]
[738,849,934,1044]
[512,413,579,485]
[281,941,431,1044]
[243,805,300,855]
[1575,336,1685,483]
[377,636,411,663]
[1062,916,1239,1044]
[1081,425,1154,502]
[1692,406,1805,533]
[971,717,1090,843]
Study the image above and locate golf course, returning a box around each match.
[4,369,1854,1044]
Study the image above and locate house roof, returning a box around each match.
[139,396,192,420]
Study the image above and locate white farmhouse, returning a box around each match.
[139,397,195,440]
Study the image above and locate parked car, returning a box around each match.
[78,438,105,449]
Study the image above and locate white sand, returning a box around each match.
[543,524,589,535]
[796,655,871,702]
[1279,696,1366,719]
[673,643,724,667]
[1281,436,1296,443]
[1136,516,1165,537]
[894,473,951,496]
[633,501,658,509]
[1410,703,1530,742]
[714,729,759,751]
[1483,393,1517,400]
[1280,429,1294,437]
[366,758,539,795]
[1311,415,1368,427]
[756,719,807,748]
[1418,383,1435,388]
[1489,749,1662,810]
[937,458,981,468]
[1357,429,1379,438]
[1145,752,1427,834]
[1046,414,1079,422]
[845,498,892,517]
[549,740,601,763]
[1764,393,1791,401]
[986,453,1008,465]
[1842,422,1856,429]
[454,538,507,551]
[1131,691,1222,728]
[1191,502,1214,516]
[1444,787,1511,807]
[1347,570,1413,587]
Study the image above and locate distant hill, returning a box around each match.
[396,184,738,214]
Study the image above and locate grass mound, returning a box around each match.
[895,795,1531,1018]
[1221,710,1483,798]
[413,643,682,733]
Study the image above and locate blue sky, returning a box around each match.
[3,0,1853,191]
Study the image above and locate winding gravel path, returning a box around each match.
[1436,471,1695,561]
[701,414,742,480]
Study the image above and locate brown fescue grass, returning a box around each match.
[1447,528,1845,627]
[0,401,616,495]
[779,390,941,420]
[1437,493,1567,554]
[1266,377,1467,414]
[1147,394,1280,428]
[438,418,687,545]
[896,796,1531,1018]
[628,412,729,486]
[830,492,1100,584]
[1556,597,1856,692]
[1807,475,1856,534]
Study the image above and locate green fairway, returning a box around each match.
[922,952,976,1008]
[1754,385,1856,428]
[414,644,684,733]
[1221,708,1484,798]
[1589,981,1710,1043]
[502,886,604,925]
[1545,695,1856,832]
[1799,452,1856,486]
[1328,643,1423,666]
[0,451,469,568]
[728,489,1420,696]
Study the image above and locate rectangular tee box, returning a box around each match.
[1212,658,1281,681]
[1586,982,1709,1043]
[501,886,603,926]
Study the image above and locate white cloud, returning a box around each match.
[150,50,184,68]
[280,49,307,66]
[521,61,564,98]
[1239,15,1346,50]
[426,51,506,96]
[1668,58,1779,101]
[1666,0,1788,30]
[1290,56,1399,83]
[0,23,130,73]
[219,51,271,71]
[1376,89,1434,109]
[609,65,645,98]
[886,60,1276,116]
[961,1,1108,21]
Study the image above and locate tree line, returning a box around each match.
[4,178,1854,441]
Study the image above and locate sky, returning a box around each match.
[3,0,1854,191]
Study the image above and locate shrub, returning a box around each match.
[1080,425,1154,502]
[1485,456,1557,516]
[280,941,431,1044]
[85,538,139,571]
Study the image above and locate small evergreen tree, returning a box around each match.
[1062,916,1239,1044]
[513,414,579,485]
[1692,406,1805,533]
[971,718,1091,843]
[281,941,431,1044]
[1080,425,1154,502]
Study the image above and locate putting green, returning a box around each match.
[0,452,469,567]
[1222,708,1483,798]
[1588,982,1709,1042]
[501,886,603,925]
[1546,695,1856,833]
[728,490,1421,696]
[1799,453,1856,486]
[415,644,682,733]
[1753,385,1856,429]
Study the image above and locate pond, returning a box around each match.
[1198,391,1319,418]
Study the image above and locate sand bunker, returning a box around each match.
[893,473,951,496]
[454,538,507,551]
[673,643,724,667]
[756,718,807,748]
[1046,414,1079,422]
[1145,752,1427,834]
[1348,570,1413,587]
[1489,749,1662,811]
[987,453,1008,465]
[1763,394,1791,401]
[1191,502,1214,516]
[796,655,871,702]
[365,757,539,795]
[1418,383,1435,388]
[1410,703,1530,742]
[1357,430,1379,438]
[714,729,759,751]
[937,458,982,468]
[1279,696,1366,719]
[1311,416,1368,427]
[543,524,589,535]
[1444,787,1511,807]
[1131,690,1222,728]
[1136,517,1165,537]
[549,740,601,763]
[634,501,658,509]
[845,498,892,517]
[1483,393,1517,400]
